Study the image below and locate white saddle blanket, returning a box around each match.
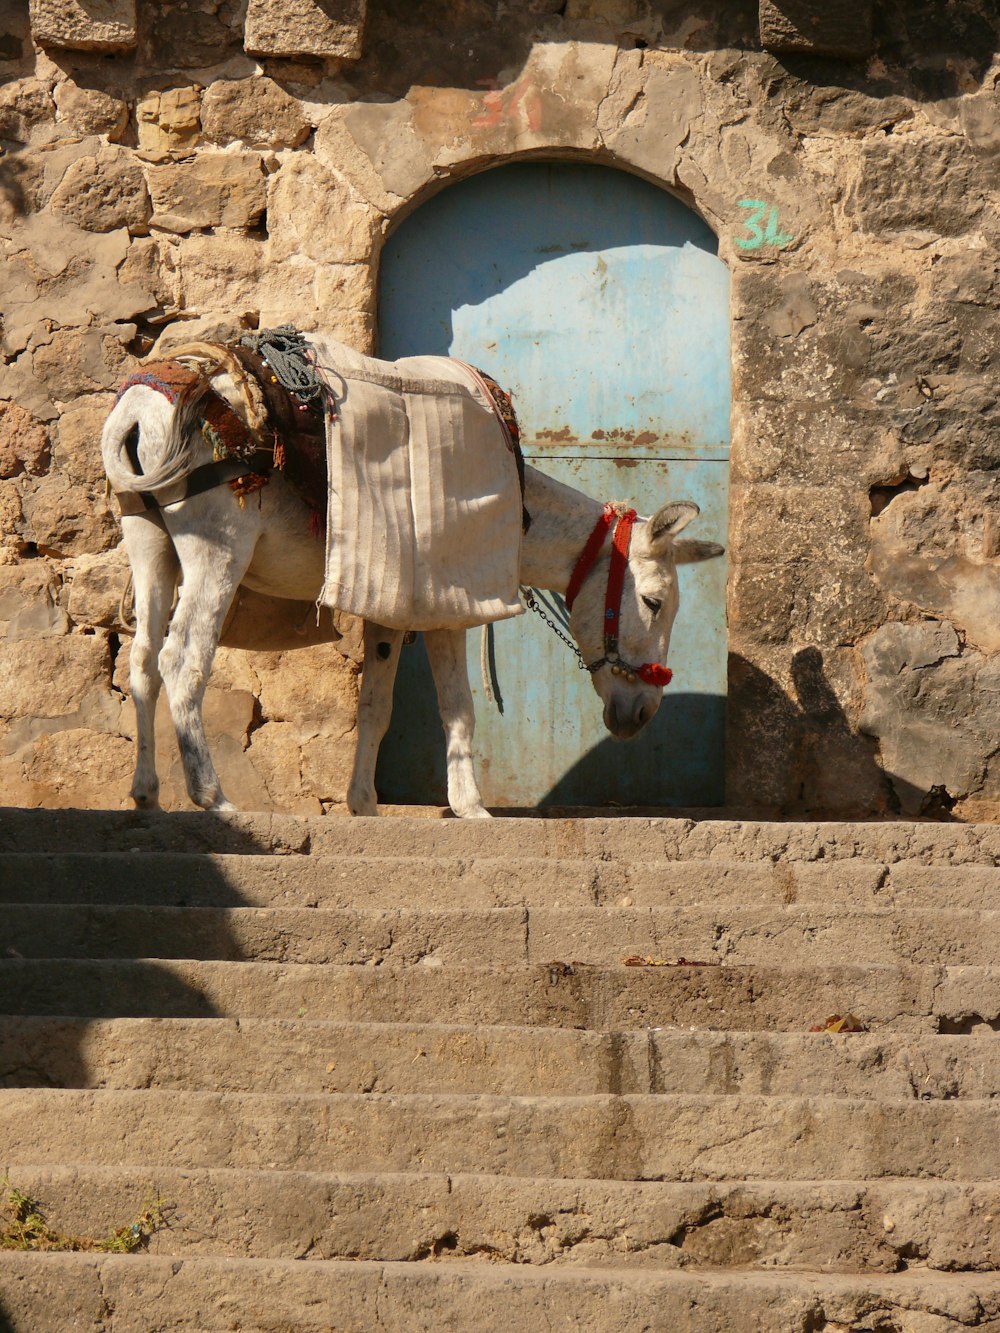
[314,337,524,631]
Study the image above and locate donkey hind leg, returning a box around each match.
[424,628,491,819]
[348,622,405,816]
[122,513,180,809]
[158,512,257,812]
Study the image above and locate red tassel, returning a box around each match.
[638,663,672,687]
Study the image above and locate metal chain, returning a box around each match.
[522,588,589,671]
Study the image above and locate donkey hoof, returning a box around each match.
[348,800,380,817]
[131,787,160,810]
[205,797,238,813]
[191,786,237,812]
[455,804,492,820]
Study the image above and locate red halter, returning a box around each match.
[564,503,673,688]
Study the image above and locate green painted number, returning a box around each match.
[736,199,794,251]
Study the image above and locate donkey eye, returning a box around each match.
[642,596,662,616]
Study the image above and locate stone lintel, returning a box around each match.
[244,0,366,59]
[28,0,137,52]
[759,0,873,60]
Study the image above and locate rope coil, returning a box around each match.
[239,326,326,405]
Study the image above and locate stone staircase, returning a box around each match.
[3,810,1000,1330]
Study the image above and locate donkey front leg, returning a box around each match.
[424,628,490,819]
[348,622,405,816]
[158,509,256,811]
[122,512,179,809]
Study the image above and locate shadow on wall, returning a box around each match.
[343,2,996,102]
[773,1,998,104]
[538,690,726,809]
[727,647,937,818]
[376,631,727,810]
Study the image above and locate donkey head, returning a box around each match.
[568,502,724,740]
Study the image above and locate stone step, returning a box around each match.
[5,1164,999,1271]
[6,851,1000,914]
[2,1252,999,1331]
[5,1017,999,1099]
[8,901,1000,968]
[2,1088,999,1182]
[0,851,886,909]
[1,956,996,1031]
[2,807,999,866]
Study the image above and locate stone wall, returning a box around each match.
[0,0,997,816]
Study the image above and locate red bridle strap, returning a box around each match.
[604,507,637,655]
[559,502,672,689]
[564,503,618,612]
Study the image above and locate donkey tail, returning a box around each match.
[102,377,213,499]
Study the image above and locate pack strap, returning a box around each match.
[113,450,274,518]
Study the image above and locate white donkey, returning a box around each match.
[102,358,723,818]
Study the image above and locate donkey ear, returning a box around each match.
[674,538,725,565]
[642,501,700,554]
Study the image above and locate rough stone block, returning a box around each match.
[49,147,151,235]
[66,548,131,629]
[55,393,115,488]
[244,0,366,59]
[0,483,25,554]
[860,621,1000,814]
[759,0,872,60]
[21,475,119,557]
[0,401,50,480]
[54,82,129,140]
[0,78,56,142]
[201,78,310,149]
[868,473,1000,655]
[174,234,315,321]
[28,0,136,51]
[146,154,266,234]
[136,87,201,158]
[961,90,1000,153]
[266,154,375,265]
[845,136,985,236]
[603,65,702,185]
[0,634,111,719]
[254,642,356,728]
[8,728,134,808]
[0,562,68,640]
[152,315,255,358]
[31,329,124,403]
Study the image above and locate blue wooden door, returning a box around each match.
[376,162,729,808]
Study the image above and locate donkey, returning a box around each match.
[102,357,723,818]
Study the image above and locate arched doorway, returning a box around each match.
[376,161,730,807]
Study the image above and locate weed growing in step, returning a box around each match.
[1,1180,173,1253]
